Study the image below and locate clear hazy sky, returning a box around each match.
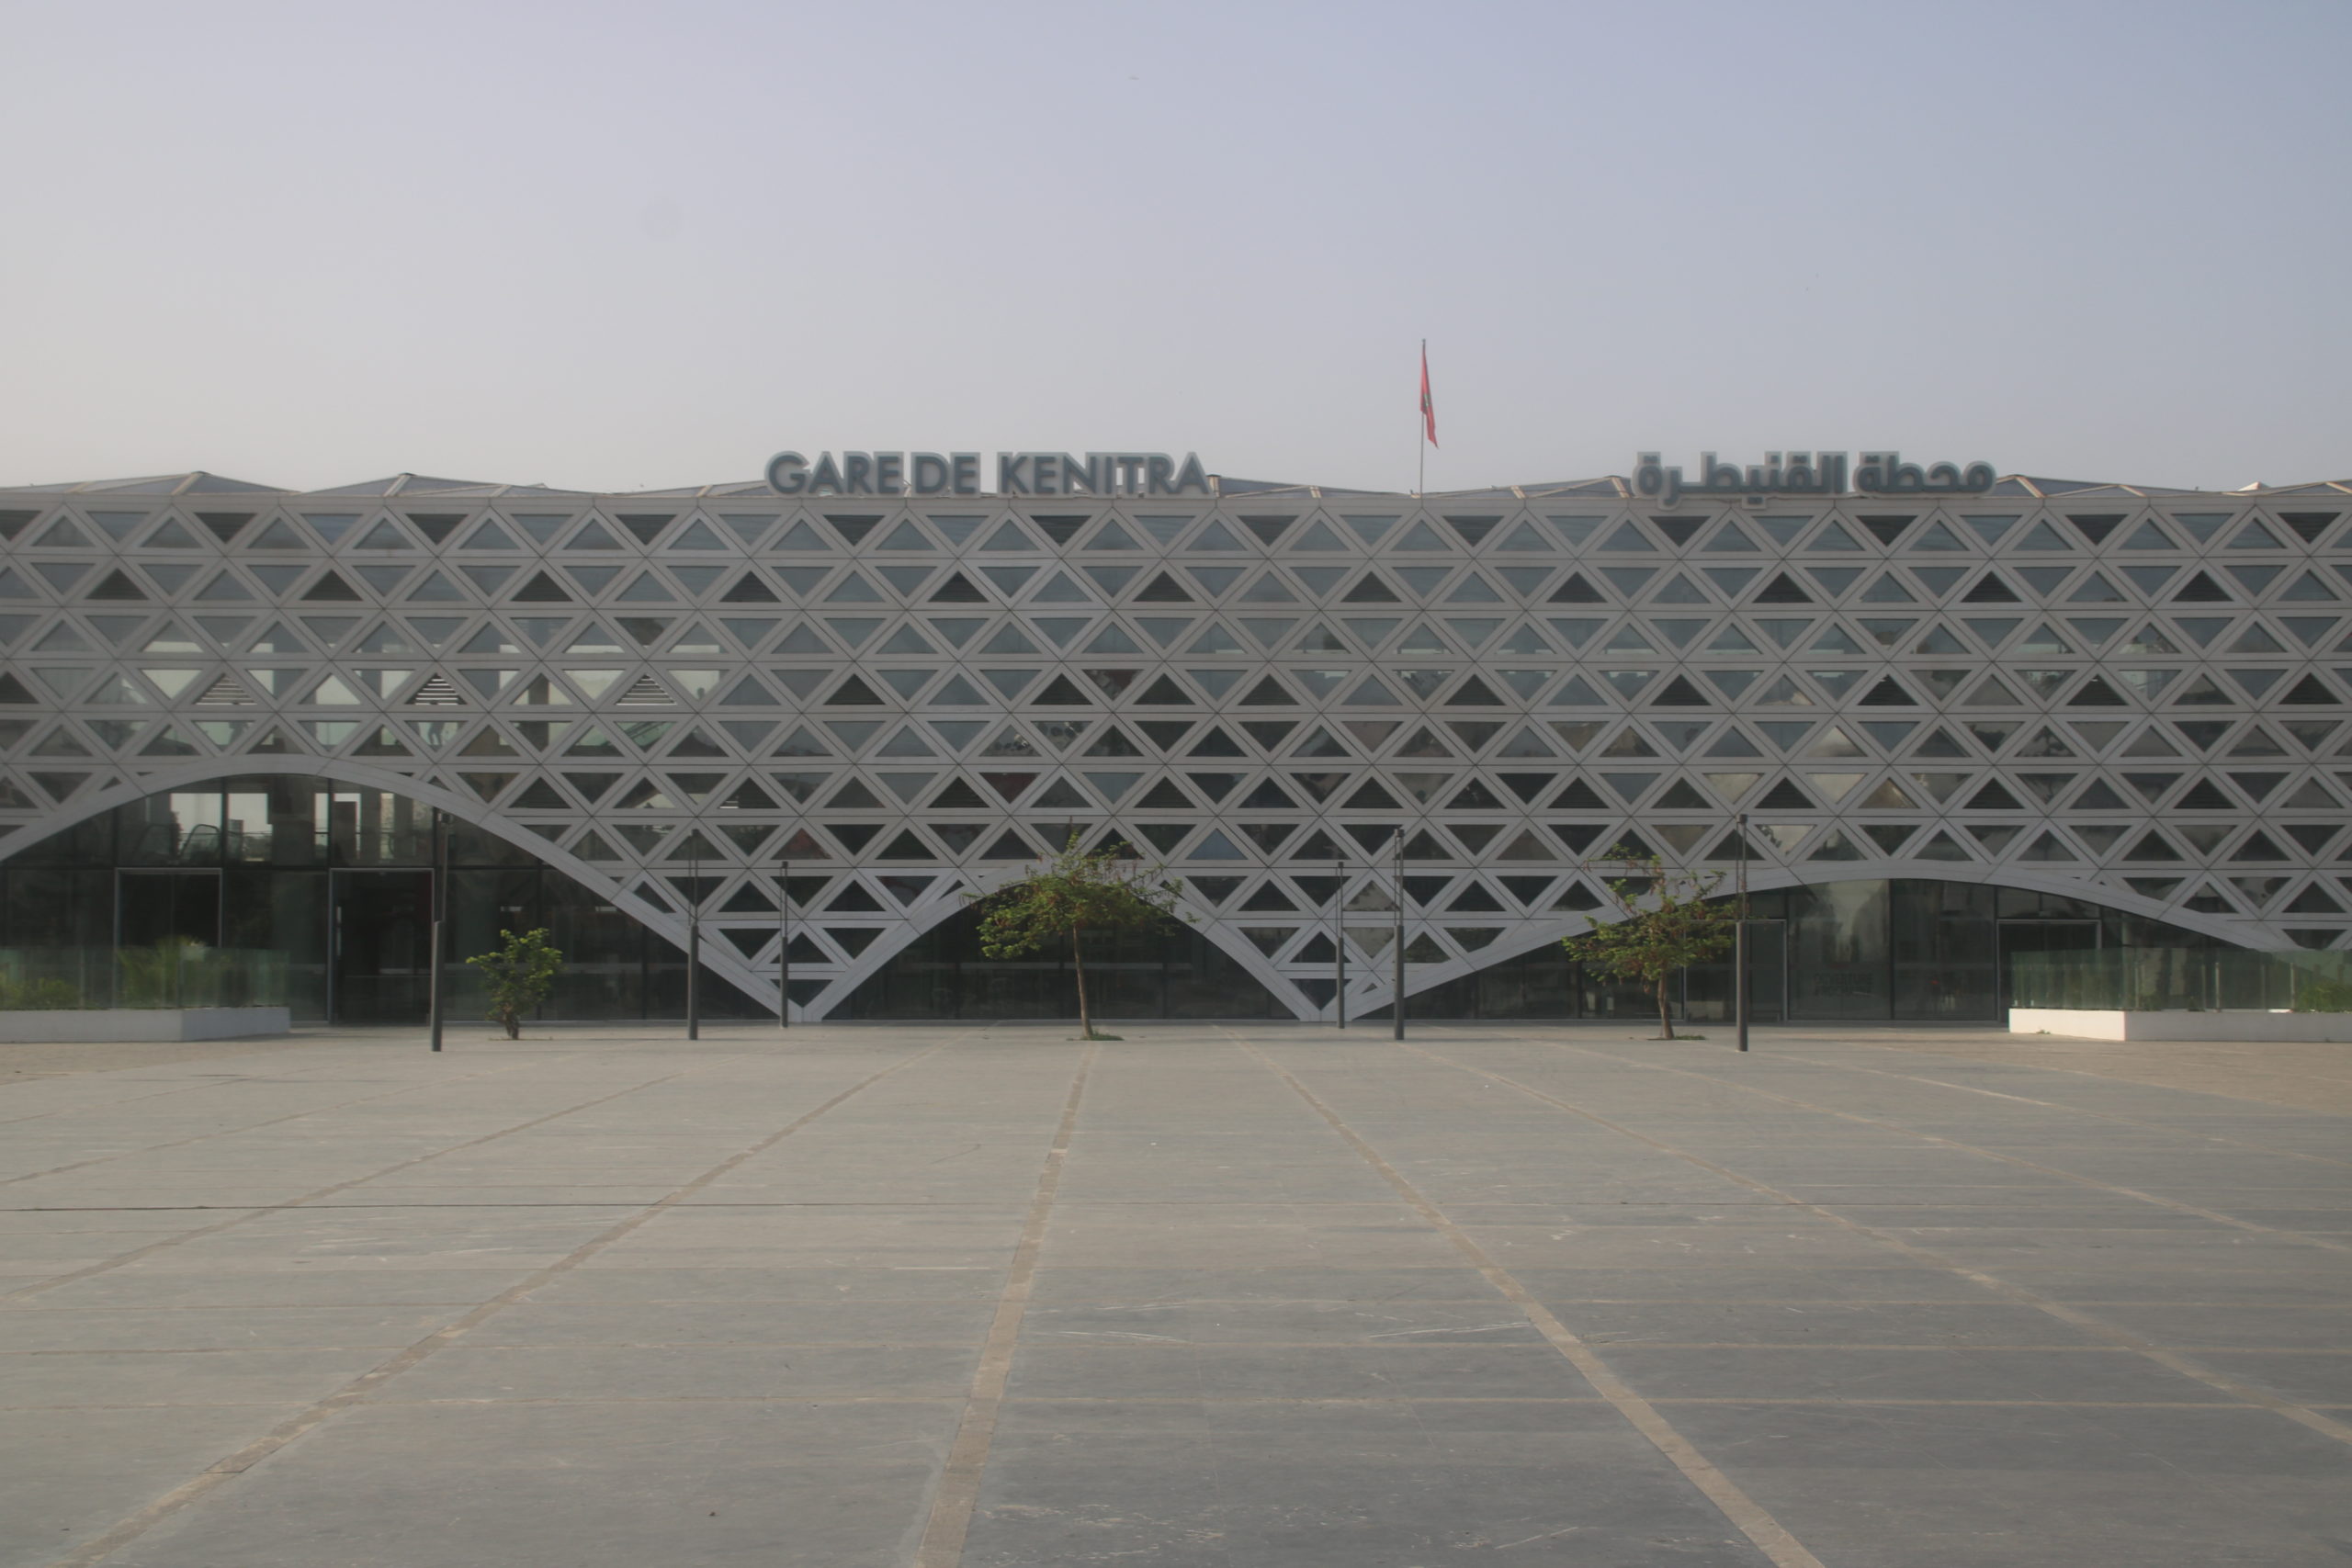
[4,0,2346,496]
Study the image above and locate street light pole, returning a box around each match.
[427,807,447,1053]
[1391,833,1406,1041]
[1333,856,1346,1029]
[776,857,790,1031]
[685,851,701,1042]
[1735,811,1750,1054]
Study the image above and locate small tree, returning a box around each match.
[972,834,1187,1040]
[1561,854,1736,1041]
[466,928,565,1039]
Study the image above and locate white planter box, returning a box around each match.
[2009,1007,2352,1043]
[0,1007,291,1043]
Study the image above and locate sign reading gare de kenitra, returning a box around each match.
[765,449,1214,497]
[0,438,2345,1029]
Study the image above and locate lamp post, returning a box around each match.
[685,849,701,1042]
[1735,811,1750,1054]
[776,856,790,1031]
[427,807,447,1053]
[1391,832,1406,1041]
[1332,856,1346,1029]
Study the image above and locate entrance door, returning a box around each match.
[1996,919,2101,1010]
[333,870,434,1024]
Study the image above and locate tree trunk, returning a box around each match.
[1070,923,1094,1040]
[1655,978,1675,1041]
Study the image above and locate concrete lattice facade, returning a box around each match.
[1,464,2348,1019]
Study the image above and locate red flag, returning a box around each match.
[1419,342,1438,447]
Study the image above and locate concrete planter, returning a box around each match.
[2009,1007,2352,1043]
[0,1007,291,1043]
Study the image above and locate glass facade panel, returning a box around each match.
[0,783,775,1023]
[1467,949,1577,1019]
[323,787,431,866]
[0,867,114,1005]
[1167,935,1281,1017]
[837,902,1283,1020]
[7,813,115,870]
[1683,921,1787,1023]
[1368,947,1652,1021]
[445,818,542,868]
[1409,883,2223,1024]
[119,792,226,866]
[1892,879,1998,1020]
[0,780,2256,1026]
[221,776,328,865]
[119,871,221,949]
[542,875,650,1020]
[333,870,434,1022]
[226,868,328,1020]
[1785,880,1893,1020]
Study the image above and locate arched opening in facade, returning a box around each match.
[1366,876,2230,1023]
[0,780,2247,1028]
[835,899,1288,1020]
[0,776,768,1023]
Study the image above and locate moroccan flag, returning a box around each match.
[1419,341,1438,447]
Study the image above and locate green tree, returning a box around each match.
[465,928,565,1040]
[972,834,1188,1040]
[1561,854,1736,1041]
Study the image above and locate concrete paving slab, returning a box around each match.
[0,1022,2346,1567]
[0,1405,315,1568]
[529,1264,1010,1301]
[369,1342,981,1402]
[105,1402,951,1568]
[1,1305,461,1352]
[23,1266,537,1309]
[466,1298,1001,1347]
[2079,1302,2352,1348]
[0,1347,398,1409]
[1561,1300,2110,1348]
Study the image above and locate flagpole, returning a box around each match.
[1417,338,1426,498]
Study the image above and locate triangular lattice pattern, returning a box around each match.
[3,469,2351,1013]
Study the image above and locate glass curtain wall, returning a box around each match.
[0,778,762,1022]
[1363,878,2224,1023]
[5,784,2236,1026]
[835,901,1283,1021]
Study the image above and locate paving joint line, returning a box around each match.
[1503,1035,2352,1258]
[1815,1035,2352,1101]
[1,1058,711,1304]
[29,1032,966,1568]
[1396,1036,2352,1450]
[0,1072,309,1128]
[0,1051,565,1190]
[914,1039,1096,1568]
[1769,1047,2352,1171]
[1225,1031,1827,1568]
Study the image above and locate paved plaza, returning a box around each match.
[2,1021,2349,1568]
